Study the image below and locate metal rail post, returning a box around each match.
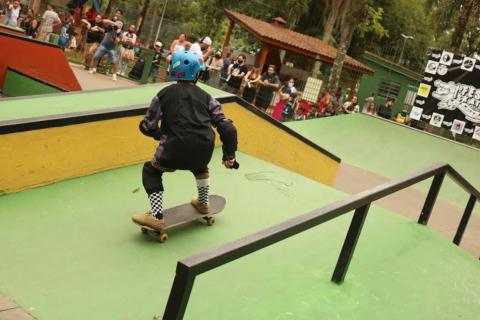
[453,194,476,245]
[418,173,445,225]
[331,204,371,284]
[162,263,195,320]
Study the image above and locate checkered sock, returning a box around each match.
[196,178,210,205]
[148,191,164,220]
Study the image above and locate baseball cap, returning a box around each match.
[202,36,212,46]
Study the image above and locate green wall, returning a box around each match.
[2,69,62,97]
[358,53,422,116]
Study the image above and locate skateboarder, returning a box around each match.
[132,51,238,231]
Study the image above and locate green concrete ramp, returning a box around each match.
[0,149,479,319]
[286,115,480,213]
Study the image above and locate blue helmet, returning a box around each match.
[169,51,203,81]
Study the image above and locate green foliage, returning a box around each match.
[356,7,388,39]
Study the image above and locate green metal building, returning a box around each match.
[357,51,423,116]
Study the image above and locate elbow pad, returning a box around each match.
[139,120,161,140]
[216,120,238,160]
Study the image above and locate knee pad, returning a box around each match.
[142,162,164,194]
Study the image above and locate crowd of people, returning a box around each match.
[0,2,412,123]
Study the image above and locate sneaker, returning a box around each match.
[112,74,117,81]
[191,198,210,214]
[132,212,165,231]
[88,68,96,74]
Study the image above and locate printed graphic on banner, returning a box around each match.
[430,112,444,127]
[417,83,432,98]
[451,119,466,134]
[415,49,480,139]
[473,126,480,141]
[425,60,439,74]
[461,57,476,72]
[437,64,448,76]
[410,107,424,120]
[440,51,454,66]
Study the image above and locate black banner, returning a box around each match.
[411,49,480,140]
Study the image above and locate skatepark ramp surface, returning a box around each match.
[0,84,340,194]
[0,31,81,95]
[0,152,479,319]
[162,162,480,319]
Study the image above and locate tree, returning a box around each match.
[326,0,369,93]
[450,0,478,51]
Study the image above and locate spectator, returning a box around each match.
[225,54,247,94]
[323,100,336,117]
[334,87,343,108]
[150,41,163,83]
[317,89,332,115]
[189,36,213,68]
[20,8,38,38]
[171,33,190,53]
[363,101,377,116]
[272,77,296,121]
[204,49,223,87]
[166,33,191,65]
[59,12,74,49]
[4,0,21,27]
[119,24,137,76]
[281,92,297,122]
[81,14,105,70]
[295,99,314,120]
[0,0,5,16]
[377,97,394,119]
[344,96,360,114]
[242,65,261,103]
[37,4,61,42]
[88,13,124,81]
[220,51,232,84]
[363,92,375,111]
[255,65,280,111]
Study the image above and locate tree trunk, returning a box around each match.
[326,0,367,93]
[451,0,474,52]
[137,0,151,38]
[146,4,159,47]
[105,0,119,16]
[312,0,346,78]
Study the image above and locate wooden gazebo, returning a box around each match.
[223,10,374,92]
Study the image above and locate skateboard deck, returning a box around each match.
[135,195,226,243]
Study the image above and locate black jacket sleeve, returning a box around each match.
[139,95,163,140]
[208,96,238,160]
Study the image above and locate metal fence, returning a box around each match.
[161,156,479,319]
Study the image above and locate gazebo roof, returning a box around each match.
[225,10,374,75]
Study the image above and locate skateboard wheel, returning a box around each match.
[159,233,168,243]
[141,227,148,234]
[206,217,215,226]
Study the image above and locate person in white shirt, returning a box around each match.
[119,24,137,76]
[5,0,20,27]
[37,3,61,42]
[344,96,360,114]
[189,36,213,68]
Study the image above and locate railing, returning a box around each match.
[162,162,479,319]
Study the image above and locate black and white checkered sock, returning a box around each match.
[148,191,164,219]
[196,178,210,205]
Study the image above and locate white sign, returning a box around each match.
[430,112,444,127]
[410,107,424,120]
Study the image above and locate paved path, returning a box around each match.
[0,295,34,320]
[334,162,480,258]
[69,63,138,91]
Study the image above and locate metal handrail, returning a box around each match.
[162,162,479,319]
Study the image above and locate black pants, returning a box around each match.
[142,162,208,195]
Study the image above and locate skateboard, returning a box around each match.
[134,195,226,243]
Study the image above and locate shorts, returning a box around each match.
[93,45,119,65]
